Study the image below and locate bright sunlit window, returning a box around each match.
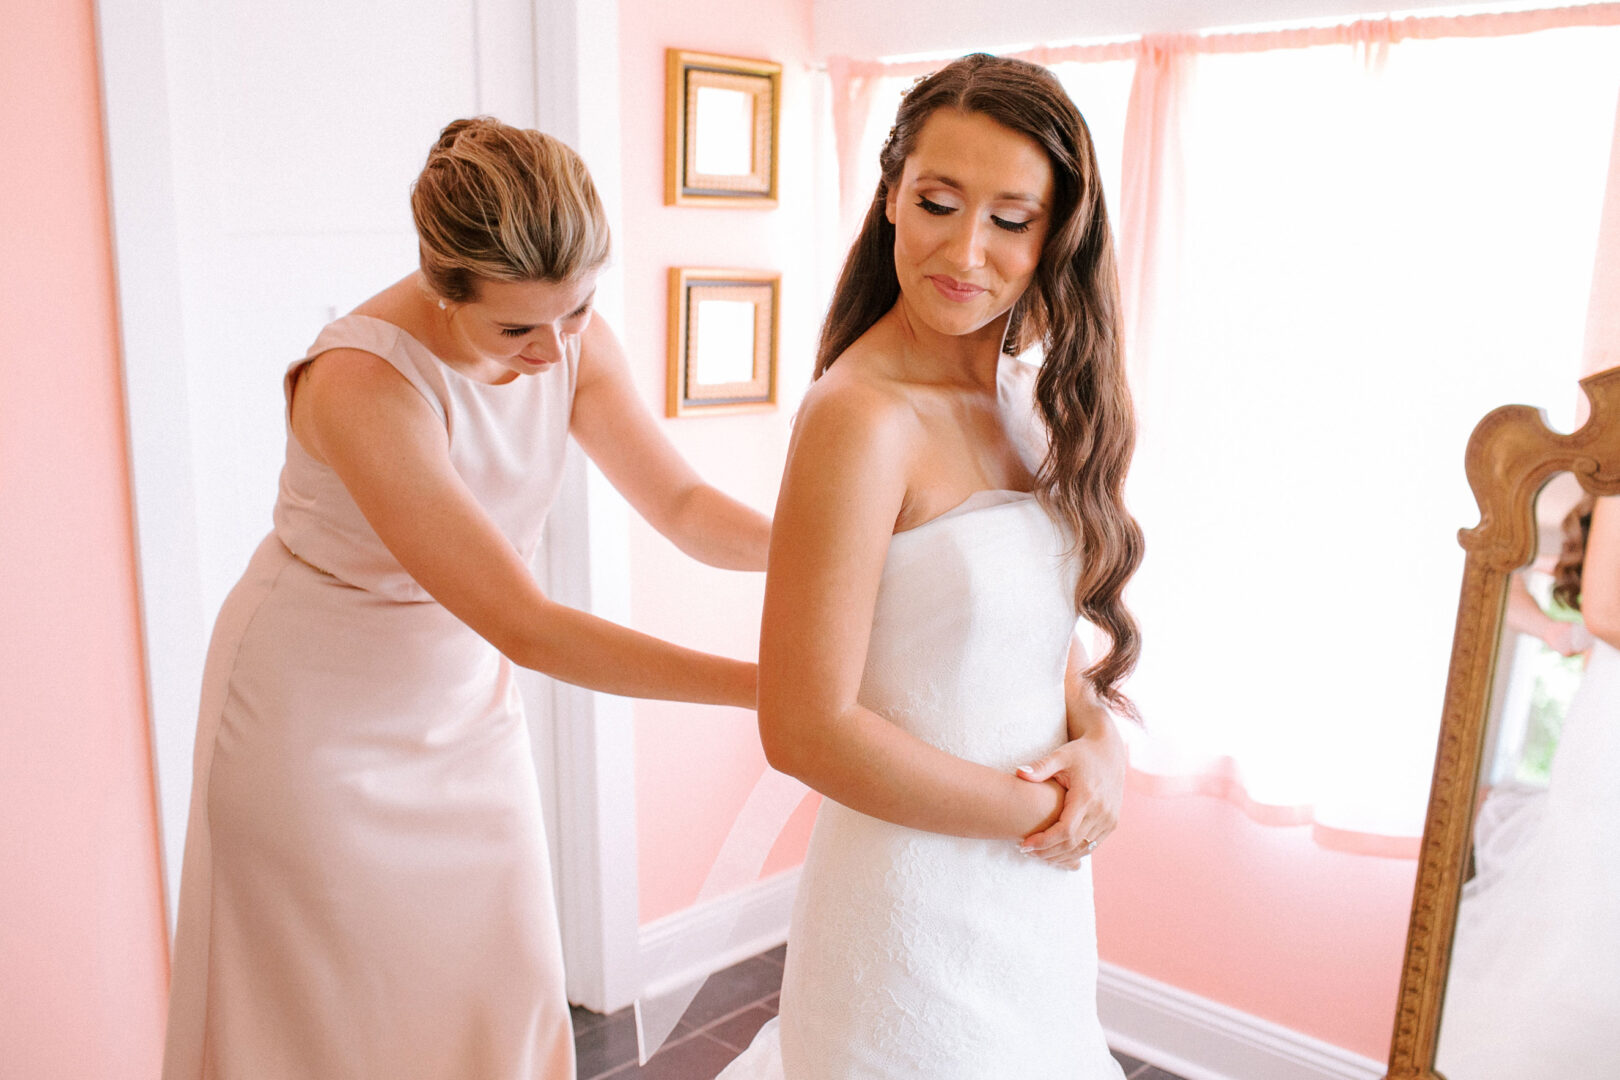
[1117,23,1620,842]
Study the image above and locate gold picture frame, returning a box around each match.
[666,268,779,417]
[665,49,781,208]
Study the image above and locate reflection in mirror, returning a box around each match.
[1434,474,1620,1075]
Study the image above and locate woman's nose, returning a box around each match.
[524,328,566,363]
[943,216,988,270]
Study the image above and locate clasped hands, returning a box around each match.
[1014,724,1127,871]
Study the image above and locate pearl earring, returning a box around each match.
[438,298,447,310]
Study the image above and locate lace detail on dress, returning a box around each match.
[723,496,1122,1080]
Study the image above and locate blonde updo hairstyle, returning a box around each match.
[411,116,610,304]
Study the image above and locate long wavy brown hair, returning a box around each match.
[1552,493,1597,611]
[817,54,1144,717]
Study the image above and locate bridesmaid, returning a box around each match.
[160,117,768,1080]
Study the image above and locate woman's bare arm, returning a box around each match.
[1016,635,1128,867]
[757,375,1063,841]
[1505,572,1584,655]
[293,347,754,707]
[569,316,770,571]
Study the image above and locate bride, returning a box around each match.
[720,54,1141,1078]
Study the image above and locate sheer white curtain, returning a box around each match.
[1121,25,1620,847]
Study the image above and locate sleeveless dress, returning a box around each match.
[161,315,577,1080]
[1435,638,1620,1077]
[719,471,1124,1075]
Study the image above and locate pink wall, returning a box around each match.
[1095,785,1416,1060]
[0,1,170,1078]
[616,0,824,924]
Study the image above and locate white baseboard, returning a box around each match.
[635,876,1384,1080]
[636,867,800,1000]
[1098,963,1386,1080]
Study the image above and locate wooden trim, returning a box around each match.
[664,49,781,208]
[666,267,780,418]
[1384,366,1620,1078]
[665,266,684,418]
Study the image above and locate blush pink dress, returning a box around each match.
[161,315,577,1080]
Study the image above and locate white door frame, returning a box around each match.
[95,0,640,1014]
[530,1,642,1012]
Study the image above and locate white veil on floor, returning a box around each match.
[634,768,811,1064]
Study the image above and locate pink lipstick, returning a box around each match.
[928,275,986,302]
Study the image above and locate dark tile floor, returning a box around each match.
[571,945,1189,1080]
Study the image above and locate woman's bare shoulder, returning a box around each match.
[788,309,927,489]
[291,347,438,465]
[804,314,922,415]
[299,346,407,393]
[798,358,920,458]
[775,357,916,542]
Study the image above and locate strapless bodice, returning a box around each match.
[860,489,1081,771]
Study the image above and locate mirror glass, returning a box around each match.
[1434,472,1620,1074]
[693,86,755,176]
[692,299,758,384]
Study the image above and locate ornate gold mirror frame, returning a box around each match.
[1384,366,1620,1078]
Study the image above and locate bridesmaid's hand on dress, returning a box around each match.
[1014,721,1127,871]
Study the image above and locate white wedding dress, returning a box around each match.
[718,482,1123,1079]
[1435,638,1620,1077]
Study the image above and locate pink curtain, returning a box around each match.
[825,57,886,237]
[1585,83,1620,378]
[828,3,1620,365]
[826,6,1620,858]
[1115,36,1190,422]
